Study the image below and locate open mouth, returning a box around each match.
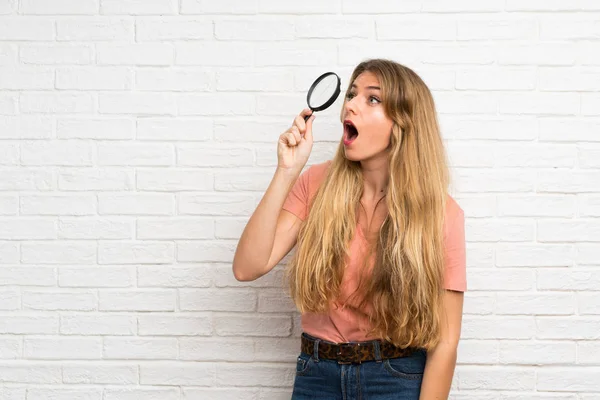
[344,120,359,144]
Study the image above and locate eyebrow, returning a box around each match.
[351,84,381,90]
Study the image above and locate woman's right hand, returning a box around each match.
[277,108,315,173]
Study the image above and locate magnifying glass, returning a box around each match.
[304,72,342,121]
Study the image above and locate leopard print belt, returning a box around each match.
[300,332,419,364]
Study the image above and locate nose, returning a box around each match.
[344,96,357,115]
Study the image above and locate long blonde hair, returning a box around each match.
[286,59,450,350]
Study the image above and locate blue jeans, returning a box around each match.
[292,336,426,399]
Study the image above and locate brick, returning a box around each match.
[176,42,254,66]
[180,0,257,14]
[0,267,55,286]
[20,44,92,65]
[377,17,456,40]
[0,219,56,239]
[59,266,135,287]
[497,195,575,218]
[60,217,132,239]
[177,93,254,116]
[104,337,177,359]
[177,145,253,167]
[496,293,576,315]
[57,118,134,140]
[467,269,535,291]
[0,363,61,383]
[0,315,58,334]
[0,288,20,311]
[180,289,256,312]
[99,193,174,216]
[497,43,576,66]
[458,18,537,40]
[137,118,212,141]
[176,240,236,263]
[62,364,138,384]
[97,44,173,66]
[100,0,177,15]
[57,18,133,41]
[136,19,212,41]
[0,195,18,215]
[27,388,102,400]
[98,92,176,115]
[462,317,535,339]
[214,314,291,336]
[537,269,600,291]
[0,18,54,40]
[537,220,600,242]
[258,0,338,13]
[138,314,212,336]
[135,68,212,92]
[137,218,213,239]
[342,0,420,13]
[97,143,174,166]
[216,363,294,387]
[58,168,133,191]
[140,362,215,385]
[20,92,94,114]
[215,20,293,41]
[61,314,136,335]
[21,241,96,264]
[459,367,535,390]
[56,67,132,90]
[99,241,174,264]
[24,337,102,360]
[537,318,600,340]
[496,244,574,267]
[99,290,175,311]
[137,169,213,191]
[137,265,212,287]
[21,0,98,14]
[23,290,97,311]
[104,388,179,400]
[216,70,293,92]
[456,68,536,91]
[21,141,93,166]
[0,67,53,89]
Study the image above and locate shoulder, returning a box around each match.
[303,159,332,186]
[443,194,464,237]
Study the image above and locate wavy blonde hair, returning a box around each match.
[285,59,450,350]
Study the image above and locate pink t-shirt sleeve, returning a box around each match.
[443,205,467,292]
[282,166,311,221]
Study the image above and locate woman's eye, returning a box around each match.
[346,92,356,100]
[369,96,381,104]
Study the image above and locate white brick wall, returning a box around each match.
[0,1,598,398]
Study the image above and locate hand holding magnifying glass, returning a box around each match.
[277,72,342,173]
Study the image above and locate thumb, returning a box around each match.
[304,115,315,142]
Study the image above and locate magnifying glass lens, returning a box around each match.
[308,74,340,110]
[304,72,341,121]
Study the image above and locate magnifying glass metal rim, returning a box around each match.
[306,71,341,113]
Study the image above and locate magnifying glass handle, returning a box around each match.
[304,111,313,122]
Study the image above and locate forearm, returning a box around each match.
[232,167,300,281]
[419,343,458,400]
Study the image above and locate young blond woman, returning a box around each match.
[233,59,466,400]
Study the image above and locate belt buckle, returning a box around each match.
[336,342,362,365]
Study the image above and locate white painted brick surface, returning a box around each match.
[0,1,598,398]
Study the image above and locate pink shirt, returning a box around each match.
[282,160,467,343]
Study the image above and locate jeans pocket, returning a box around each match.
[296,353,312,376]
[383,358,424,381]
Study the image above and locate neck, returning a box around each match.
[360,156,389,201]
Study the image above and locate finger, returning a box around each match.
[304,115,315,142]
[300,108,312,120]
[290,126,302,142]
[293,114,306,134]
[285,131,297,146]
